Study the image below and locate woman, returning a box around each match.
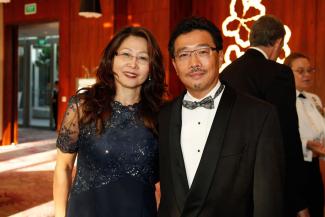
[285,52,325,217]
[53,27,165,217]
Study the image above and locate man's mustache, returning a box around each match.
[190,66,206,73]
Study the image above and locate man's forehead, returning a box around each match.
[174,30,215,50]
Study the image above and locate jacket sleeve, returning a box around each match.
[254,106,285,217]
[264,65,308,213]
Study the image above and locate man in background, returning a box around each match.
[52,80,59,130]
[221,15,309,217]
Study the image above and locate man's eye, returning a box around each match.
[198,50,209,55]
[179,53,190,58]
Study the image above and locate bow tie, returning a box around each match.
[182,84,225,110]
[298,93,306,99]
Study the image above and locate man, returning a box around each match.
[52,80,59,130]
[158,17,285,217]
[220,15,308,217]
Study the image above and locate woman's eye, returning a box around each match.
[121,53,131,57]
[139,56,149,61]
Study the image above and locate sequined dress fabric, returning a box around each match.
[57,96,159,217]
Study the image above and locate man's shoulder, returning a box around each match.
[224,85,275,112]
[221,50,268,75]
[159,95,183,116]
[234,88,274,109]
[264,58,291,72]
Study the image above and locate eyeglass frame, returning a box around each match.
[115,50,150,65]
[173,46,218,62]
[292,67,315,76]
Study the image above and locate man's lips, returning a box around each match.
[188,70,205,79]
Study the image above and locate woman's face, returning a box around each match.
[291,57,314,91]
[112,36,150,92]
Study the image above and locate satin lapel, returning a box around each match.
[181,86,237,217]
[169,94,189,212]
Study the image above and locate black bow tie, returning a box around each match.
[298,93,306,99]
[182,84,225,110]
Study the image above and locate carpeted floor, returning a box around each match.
[0,128,57,217]
[2,128,325,216]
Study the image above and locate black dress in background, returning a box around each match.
[57,97,159,217]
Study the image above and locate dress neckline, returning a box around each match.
[112,100,140,111]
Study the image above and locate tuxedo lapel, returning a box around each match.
[181,86,237,217]
[169,94,189,212]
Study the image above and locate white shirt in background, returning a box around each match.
[296,90,325,162]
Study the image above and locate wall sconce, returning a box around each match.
[79,0,102,18]
[0,0,11,3]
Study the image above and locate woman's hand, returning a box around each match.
[306,140,325,157]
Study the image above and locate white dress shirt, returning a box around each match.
[296,90,325,162]
[181,81,224,187]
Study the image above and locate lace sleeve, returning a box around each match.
[56,96,80,153]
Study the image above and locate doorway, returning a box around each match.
[17,22,59,129]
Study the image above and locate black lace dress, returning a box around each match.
[57,96,159,217]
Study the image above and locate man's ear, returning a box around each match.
[269,38,283,61]
[218,51,224,68]
[172,59,179,76]
[275,38,283,49]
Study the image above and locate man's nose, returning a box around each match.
[189,52,201,67]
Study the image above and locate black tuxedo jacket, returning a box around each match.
[158,85,285,217]
[220,49,307,215]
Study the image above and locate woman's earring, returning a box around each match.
[148,75,151,81]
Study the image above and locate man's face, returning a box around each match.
[172,30,222,99]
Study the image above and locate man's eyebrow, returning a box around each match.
[175,44,211,53]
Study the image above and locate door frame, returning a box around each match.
[2,24,18,145]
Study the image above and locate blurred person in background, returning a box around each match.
[285,52,325,217]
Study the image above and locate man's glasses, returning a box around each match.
[115,51,149,65]
[293,68,315,76]
[174,47,217,62]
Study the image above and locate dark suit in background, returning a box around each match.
[220,48,307,216]
[158,85,285,217]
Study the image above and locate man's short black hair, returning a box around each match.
[168,17,223,58]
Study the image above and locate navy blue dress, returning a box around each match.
[57,96,159,217]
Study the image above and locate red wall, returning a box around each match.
[2,0,325,144]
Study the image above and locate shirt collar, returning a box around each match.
[184,81,221,101]
[249,47,269,59]
[296,90,306,98]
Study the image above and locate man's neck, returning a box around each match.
[250,46,270,59]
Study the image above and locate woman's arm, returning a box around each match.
[53,149,77,217]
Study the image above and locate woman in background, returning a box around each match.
[53,26,165,217]
[285,52,325,217]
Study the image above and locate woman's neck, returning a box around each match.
[114,88,141,106]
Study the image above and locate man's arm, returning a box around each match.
[254,107,285,217]
[264,66,308,214]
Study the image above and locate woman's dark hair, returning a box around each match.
[284,52,309,67]
[168,16,223,58]
[78,26,165,134]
